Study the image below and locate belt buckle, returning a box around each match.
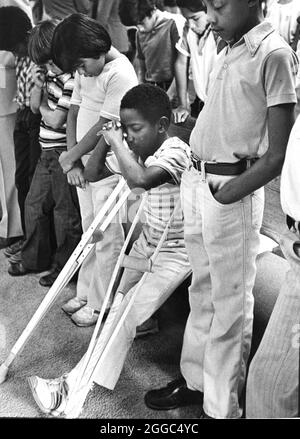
[191,154,200,172]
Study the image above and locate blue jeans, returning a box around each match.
[13,107,41,235]
[21,149,82,271]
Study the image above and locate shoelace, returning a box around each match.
[47,376,69,411]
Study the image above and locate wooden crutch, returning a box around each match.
[63,201,179,418]
[0,177,131,384]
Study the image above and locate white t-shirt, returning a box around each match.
[280,115,300,221]
[70,55,138,170]
[71,55,138,141]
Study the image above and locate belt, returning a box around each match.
[191,153,257,176]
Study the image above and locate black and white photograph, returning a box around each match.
[0,0,299,428]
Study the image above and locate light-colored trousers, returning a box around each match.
[180,167,264,419]
[76,173,125,310]
[68,231,191,390]
[246,228,300,418]
[0,114,22,238]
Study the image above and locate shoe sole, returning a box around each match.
[8,268,29,276]
[27,376,52,415]
[144,396,181,411]
[61,303,87,316]
[70,317,98,327]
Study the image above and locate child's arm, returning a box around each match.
[30,85,43,114]
[136,34,146,83]
[58,115,113,173]
[83,137,114,182]
[62,104,86,189]
[66,104,79,150]
[100,122,171,190]
[172,51,190,123]
[30,65,45,114]
[213,103,295,205]
[137,59,146,84]
[39,92,68,130]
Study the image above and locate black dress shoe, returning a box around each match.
[144,377,203,410]
[200,410,214,419]
[8,262,31,276]
[39,267,60,287]
[0,236,23,250]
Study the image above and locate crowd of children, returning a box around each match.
[0,0,300,420]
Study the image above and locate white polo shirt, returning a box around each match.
[189,21,298,163]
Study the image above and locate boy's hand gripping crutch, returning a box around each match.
[63,200,179,418]
[0,177,131,384]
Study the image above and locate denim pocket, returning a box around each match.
[206,181,241,208]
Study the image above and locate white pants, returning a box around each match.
[0,113,22,238]
[76,173,125,310]
[180,167,264,418]
[69,231,191,390]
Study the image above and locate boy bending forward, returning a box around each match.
[27,84,193,416]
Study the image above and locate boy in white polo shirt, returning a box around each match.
[145,0,298,419]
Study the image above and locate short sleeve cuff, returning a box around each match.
[100,110,120,121]
[70,97,82,106]
[267,93,297,107]
[176,41,190,58]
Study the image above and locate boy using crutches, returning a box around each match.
[27,84,194,416]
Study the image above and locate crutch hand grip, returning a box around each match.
[120,255,152,273]
[90,230,104,243]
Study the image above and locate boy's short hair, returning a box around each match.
[163,0,178,6]
[119,0,160,26]
[0,6,32,53]
[51,13,111,73]
[28,19,59,65]
[120,84,172,124]
[176,0,206,12]
[137,0,157,22]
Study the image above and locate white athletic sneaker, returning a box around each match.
[61,297,87,315]
[71,305,99,327]
[27,375,68,416]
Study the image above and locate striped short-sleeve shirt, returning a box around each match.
[141,137,191,247]
[39,71,74,150]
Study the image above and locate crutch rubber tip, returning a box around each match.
[0,364,8,384]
